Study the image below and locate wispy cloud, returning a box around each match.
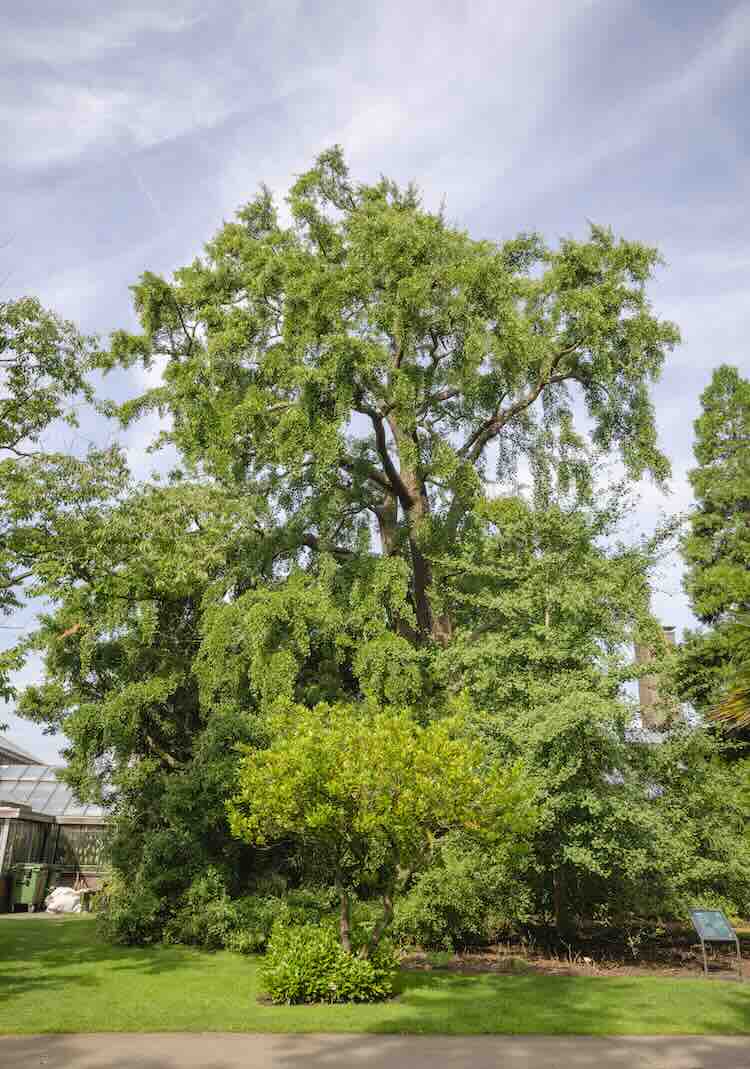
[2,1,749,754]
[2,4,203,65]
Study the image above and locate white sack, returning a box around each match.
[45,885,82,913]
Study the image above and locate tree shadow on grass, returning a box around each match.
[0,916,204,1003]
[381,970,750,1035]
[261,972,750,1069]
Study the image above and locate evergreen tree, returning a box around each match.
[678,365,750,723]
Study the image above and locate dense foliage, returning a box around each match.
[391,831,532,949]
[683,366,749,628]
[8,152,750,980]
[0,297,94,699]
[260,922,397,1004]
[106,145,678,655]
[229,703,531,954]
[676,366,750,741]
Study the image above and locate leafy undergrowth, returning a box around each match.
[0,916,749,1035]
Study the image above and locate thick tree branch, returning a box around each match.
[0,570,33,591]
[362,886,395,958]
[418,386,461,415]
[353,395,414,509]
[145,733,182,769]
[459,345,578,463]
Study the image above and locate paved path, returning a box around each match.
[1,1034,749,1068]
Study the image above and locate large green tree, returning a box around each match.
[0,296,94,699]
[677,365,750,721]
[28,152,740,943]
[683,365,749,625]
[107,147,679,652]
[17,473,273,918]
[429,491,750,929]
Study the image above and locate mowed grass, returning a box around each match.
[1,916,749,1035]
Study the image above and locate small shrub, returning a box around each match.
[163,868,239,950]
[226,895,287,953]
[96,875,166,945]
[260,922,397,1004]
[392,834,531,950]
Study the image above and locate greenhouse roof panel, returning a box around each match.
[0,765,107,819]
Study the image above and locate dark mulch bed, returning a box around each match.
[401,922,750,981]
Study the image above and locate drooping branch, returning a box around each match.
[458,345,578,463]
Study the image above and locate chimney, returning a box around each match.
[635,626,676,730]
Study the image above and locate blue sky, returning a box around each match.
[2,1,749,760]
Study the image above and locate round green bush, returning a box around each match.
[260,922,397,1004]
[391,834,531,950]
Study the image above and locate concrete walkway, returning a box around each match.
[1,1033,749,1068]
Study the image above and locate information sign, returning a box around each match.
[689,908,742,977]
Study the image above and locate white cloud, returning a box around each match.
[3,75,242,169]
[519,2,750,198]
[218,0,600,218]
[4,5,201,65]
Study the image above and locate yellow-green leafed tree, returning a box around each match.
[229,703,532,958]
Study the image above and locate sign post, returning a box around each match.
[689,908,743,978]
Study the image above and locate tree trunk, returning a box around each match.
[375,493,399,557]
[553,865,570,936]
[362,890,394,958]
[406,537,453,645]
[375,497,423,645]
[403,480,453,645]
[408,535,436,637]
[338,883,352,954]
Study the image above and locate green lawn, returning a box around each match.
[1,915,749,1035]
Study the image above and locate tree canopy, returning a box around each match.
[108,147,679,649]
[229,703,531,955]
[12,150,750,948]
[683,364,750,626]
[0,296,94,699]
[676,365,750,724]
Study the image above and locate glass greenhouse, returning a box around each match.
[0,763,109,883]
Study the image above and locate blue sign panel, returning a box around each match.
[690,909,736,943]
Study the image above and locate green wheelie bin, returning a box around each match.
[10,862,50,912]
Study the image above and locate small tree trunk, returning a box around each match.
[362,890,394,959]
[338,884,352,954]
[553,865,570,936]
